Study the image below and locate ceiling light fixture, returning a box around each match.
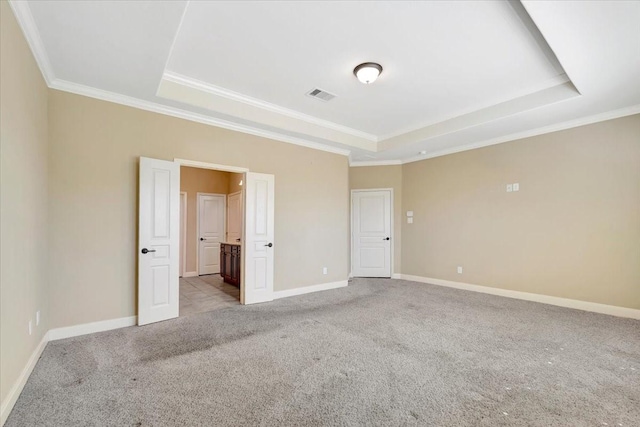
[353,62,383,84]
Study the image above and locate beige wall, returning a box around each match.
[228,172,244,195]
[0,0,50,405]
[48,90,350,329]
[402,115,640,309]
[180,166,230,273]
[349,165,403,274]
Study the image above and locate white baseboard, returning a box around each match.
[273,280,348,300]
[399,274,640,320]
[391,273,402,279]
[1,332,49,426]
[48,316,137,341]
[182,271,198,278]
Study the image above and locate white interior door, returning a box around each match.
[180,192,186,277]
[198,194,225,275]
[352,190,392,278]
[243,173,275,304]
[138,157,180,325]
[227,191,243,243]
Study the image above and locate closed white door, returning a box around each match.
[138,157,180,325]
[352,190,392,278]
[243,173,275,304]
[198,194,225,275]
[227,191,243,243]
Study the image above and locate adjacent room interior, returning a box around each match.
[1,0,639,425]
[178,165,245,316]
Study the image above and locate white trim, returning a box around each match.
[391,273,402,279]
[350,188,394,279]
[183,271,198,278]
[400,104,640,165]
[163,71,378,142]
[378,73,573,142]
[48,316,137,341]
[196,193,226,276]
[399,275,640,320]
[180,191,187,277]
[10,0,638,164]
[175,158,249,173]
[0,332,49,426]
[349,159,403,167]
[48,79,351,157]
[348,104,640,167]
[273,280,348,299]
[7,0,54,86]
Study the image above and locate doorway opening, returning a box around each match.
[179,165,244,317]
[137,157,275,326]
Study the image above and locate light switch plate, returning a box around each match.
[407,217,413,224]
[513,183,519,191]
[506,184,513,192]
[406,211,414,217]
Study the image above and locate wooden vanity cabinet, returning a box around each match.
[220,243,241,287]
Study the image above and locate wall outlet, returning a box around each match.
[36,310,40,326]
[323,267,328,275]
[506,184,513,192]
[457,266,463,274]
[407,217,413,224]
[513,183,519,191]
[28,320,33,335]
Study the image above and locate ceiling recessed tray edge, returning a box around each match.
[160,68,580,155]
[160,71,378,141]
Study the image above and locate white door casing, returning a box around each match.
[227,191,243,243]
[197,193,225,275]
[138,157,180,325]
[243,172,275,304]
[352,189,392,278]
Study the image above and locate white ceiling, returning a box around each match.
[12,0,640,164]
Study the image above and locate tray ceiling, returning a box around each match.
[12,0,640,163]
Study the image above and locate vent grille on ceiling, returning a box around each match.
[306,88,336,102]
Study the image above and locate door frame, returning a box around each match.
[180,191,187,277]
[350,188,394,278]
[196,192,227,275]
[174,158,250,304]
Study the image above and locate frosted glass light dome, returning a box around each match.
[354,62,383,84]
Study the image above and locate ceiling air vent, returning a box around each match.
[306,88,336,102]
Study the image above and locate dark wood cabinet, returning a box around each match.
[220,243,241,287]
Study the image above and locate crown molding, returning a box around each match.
[349,159,403,167]
[162,71,378,142]
[348,103,640,167]
[399,103,640,165]
[377,74,572,142]
[50,79,351,157]
[9,0,350,157]
[8,0,55,85]
[10,0,639,165]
